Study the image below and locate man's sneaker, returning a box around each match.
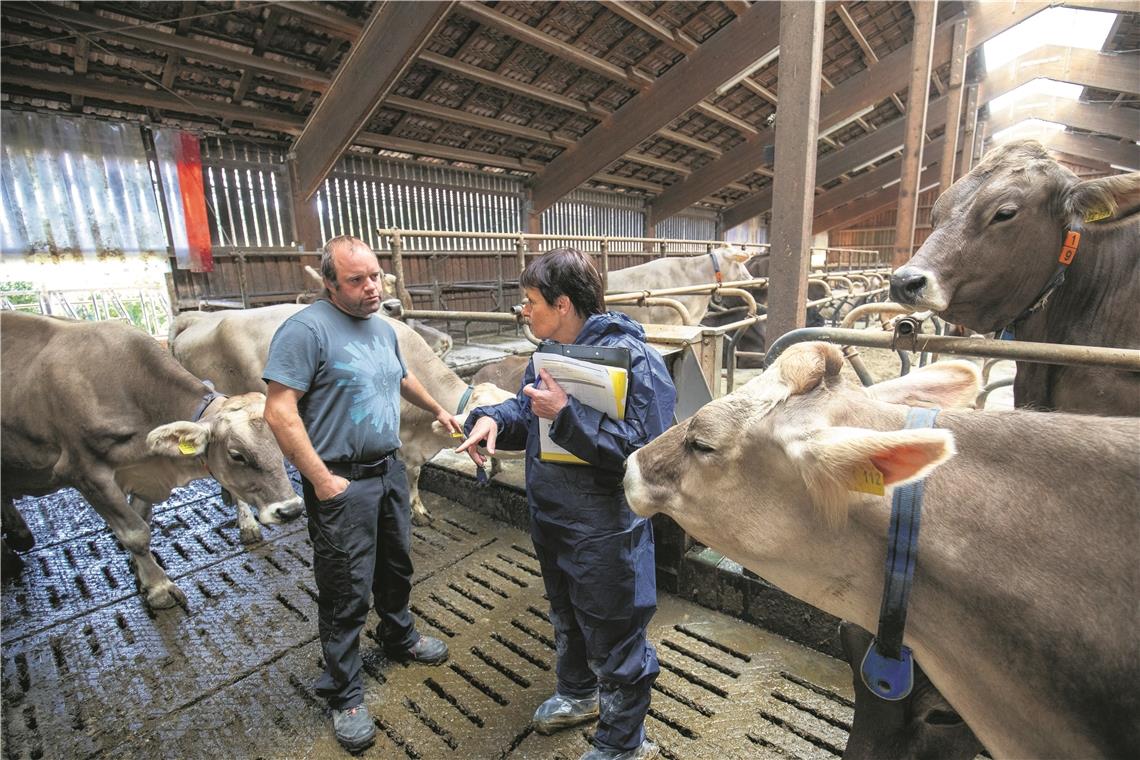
[332,704,376,753]
[532,692,600,735]
[384,634,449,665]
[579,740,660,760]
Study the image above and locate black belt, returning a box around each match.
[324,453,394,481]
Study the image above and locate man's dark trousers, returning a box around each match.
[301,459,416,709]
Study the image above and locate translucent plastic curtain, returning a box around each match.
[0,112,167,261]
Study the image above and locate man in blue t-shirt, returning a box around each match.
[263,235,463,754]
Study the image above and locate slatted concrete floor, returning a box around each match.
[2,479,858,759]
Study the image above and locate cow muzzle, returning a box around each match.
[258,494,305,524]
[889,266,948,311]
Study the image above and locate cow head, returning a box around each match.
[891,139,1140,332]
[712,245,755,284]
[146,393,304,524]
[839,621,984,760]
[624,343,976,557]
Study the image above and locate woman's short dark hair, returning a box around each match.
[519,247,605,317]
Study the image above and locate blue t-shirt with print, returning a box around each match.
[263,300,407,462]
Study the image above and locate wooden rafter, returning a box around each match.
[4,3,332,92]
[989,96,1140,141]
[292,1,453,200]
[528,1,781,213]
[599,1,698,54]
[652,2,1053,228]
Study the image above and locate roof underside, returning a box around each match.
[2,1,1136,224]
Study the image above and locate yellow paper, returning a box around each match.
[850,464,884,495]
[531,352,628,465]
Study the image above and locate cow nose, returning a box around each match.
[890,268,927,305]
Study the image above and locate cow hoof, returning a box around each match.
[146,582,188,610]
[411,509,433,527]
[239,526,264,544]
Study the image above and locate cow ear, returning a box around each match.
[723,246,749,263]
[147,421,211,458]
[798,427,955,521]
[867,360,980,409]
[775,342,845,395]
[1065,173,1140,223]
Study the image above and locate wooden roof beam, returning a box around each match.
[275,2,363,42]
[1,68,306,133]
[292,1,453,200]
[985,125,1140,169]
[4,3,332,92]
[528,1,781,213]
[988,96,1140,142]
[455,2,647,89]
[712,38,1121,231]
[598,2,699,54]
[648,0,1053,225]
[419,51,598,116]
[836,4,879,66]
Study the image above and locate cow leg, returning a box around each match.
[235,500,263,544]
[1,496,35,552]
[78,474,186,609]
[489,457,503,480]
[219,488,262,544]
[407,465,432,526]
[128,493,153,524]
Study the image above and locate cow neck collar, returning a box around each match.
[192,381,227,422]
[860,405,940,702]
[456,385,474,415]
[999,220,1084,340]
[707,250,723,284]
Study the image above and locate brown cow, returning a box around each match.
[1,312,304,608]
[624,342,1140,759]
[891,139,1140,415]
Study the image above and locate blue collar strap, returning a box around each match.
[708,250,723,284]
[456,385,475,415]
[1000,221,1082,341]
[192,380,226,422]
[860,405,940,701]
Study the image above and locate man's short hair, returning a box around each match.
[519,247,605,317]
[319,235,364,286]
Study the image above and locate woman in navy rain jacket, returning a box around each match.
[458,248,676,760]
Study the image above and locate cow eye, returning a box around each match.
[687,437,716,454]
[991,207,1017,223]
[228,449,248,464]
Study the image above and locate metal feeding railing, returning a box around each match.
[0,286,172,338]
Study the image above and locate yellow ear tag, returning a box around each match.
[178,439,199,456]
[1084,207,1112,223]
[850,463,885,496]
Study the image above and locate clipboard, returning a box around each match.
[535,342,631,374]
[532,343,631,464]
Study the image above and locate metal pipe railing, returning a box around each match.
[764,328,1140,371]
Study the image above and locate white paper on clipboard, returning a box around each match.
[531,352,628,465]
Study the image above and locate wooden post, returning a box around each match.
[288,158,322,250]
[939,19,968,194]
[389,230,413,306]
[892,0,938,269]
[600,238,610,293]
[524,189,542,252]
[959,84,980,179]
[766,0,826,346]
